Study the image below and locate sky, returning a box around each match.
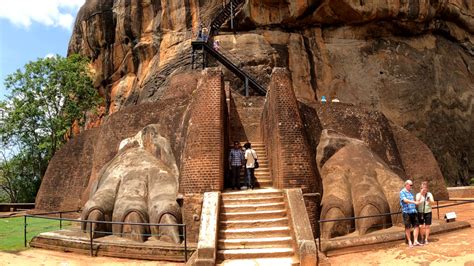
[0,0,85,100]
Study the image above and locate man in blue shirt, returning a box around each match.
[229,141,244,190]
[400,179,422,247]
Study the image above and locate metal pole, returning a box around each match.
[230,1,234,30]
[192,48,195,69]
[318,220,321,252]
[202,46,205,69]
[89,222,94,257]
[437,200,439,220]
[24,215,27,247]
[184,226,188,262]
[245,77,249,97]
[59,212,62,229]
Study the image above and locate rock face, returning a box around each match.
[68,0,472,183]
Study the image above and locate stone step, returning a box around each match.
[221,190,282,199]
[218,236,293,249]
[217,247,294,260]
[219,226,291,239]
[220,217,288,229]
[254,170,270,175]
[220,210,287,221]
[217,257,299,266]
[222,202,285,213]
[222,196,284,205]
[237,169,268,175]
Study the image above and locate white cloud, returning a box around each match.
[0,0,85,31]
[44,53,56,59]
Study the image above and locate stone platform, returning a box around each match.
[29,229,195,262]
[320,220,470,256]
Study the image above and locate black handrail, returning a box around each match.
[316,199,474,251]
[192,40,266,95]
[23,211,189,262]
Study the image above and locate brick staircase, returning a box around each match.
[239,142,272,188]
[217,189,299,265]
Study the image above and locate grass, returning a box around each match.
[0,216,71,251]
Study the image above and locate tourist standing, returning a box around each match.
[416,181,434,244]
[229,141,244,190]
[202,26,209,42]
[400,179,422,247]
[244,142,257,189]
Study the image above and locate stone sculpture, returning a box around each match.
[81,124,181,242]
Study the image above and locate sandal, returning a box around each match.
[414,242,424,246]
[408,243,414,248]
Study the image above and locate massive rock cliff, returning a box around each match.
[68,0,472,184]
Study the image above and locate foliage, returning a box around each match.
[0,54,101,203]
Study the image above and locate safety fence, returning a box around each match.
[0,210,78,251]
[317,199,474,251]
[0,210,189,262]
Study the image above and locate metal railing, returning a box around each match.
[24,210,189,262]
[317,199,474,251]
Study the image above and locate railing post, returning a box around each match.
[184,225,188,262]
[230,1,234,31]
[318,220,321,252]
[24,215,27,247]
[59,212,62,229]
[202,45,205,69]
[89,222,94,257]
[191,48,195,69]
[245,77,249,97]
[437,200,439,220]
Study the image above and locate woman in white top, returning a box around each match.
[244,142,257,189]
[416,181,435,244]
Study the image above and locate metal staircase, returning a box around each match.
[191,0,266,96]
[210,0,245,36]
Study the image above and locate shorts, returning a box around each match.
[403,212,419,229]
[418,212,432,225]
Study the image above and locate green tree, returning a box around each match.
[0,54,101,203]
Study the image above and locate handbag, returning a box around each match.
[251,150,259,169]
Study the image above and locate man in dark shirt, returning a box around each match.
[229,141,244,190]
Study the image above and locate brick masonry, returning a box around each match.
[262,67,322,235]
[180,68,226,243]
[180,68,226,194]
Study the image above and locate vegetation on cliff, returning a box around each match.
[0,54,101,203]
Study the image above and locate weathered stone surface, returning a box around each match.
[316,103,406,178]
[318,134,404,239]
[81,124,181,243]
[68,0,472,180]
[391,123,450,200]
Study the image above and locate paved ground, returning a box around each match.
[0,200,472,265]
[0,249,182,266]
[322,200,474,265]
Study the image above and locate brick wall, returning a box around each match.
[180,68,226,193]
[262,67,322,236]
[35,128,99,211]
